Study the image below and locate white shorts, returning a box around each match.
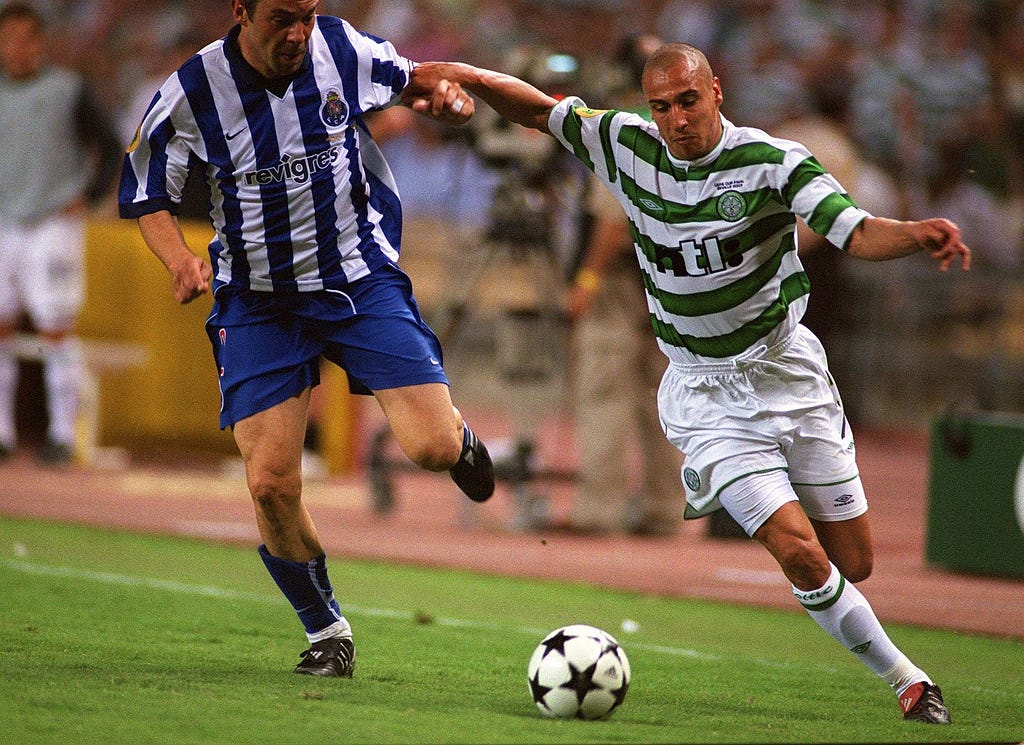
[657,324,867,533]
[0,213,86,331]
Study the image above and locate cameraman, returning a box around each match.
[563,35,683,536]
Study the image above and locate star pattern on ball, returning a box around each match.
[561,658,601,706]
[528,626,631,719]
[529,668,553,709]
[539,628,574,656]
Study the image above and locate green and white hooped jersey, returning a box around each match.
[548,97,871,364]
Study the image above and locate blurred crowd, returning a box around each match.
[30,0,1024,268]
[18,0,1024,418]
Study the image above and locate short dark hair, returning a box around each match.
[0,2,44,30]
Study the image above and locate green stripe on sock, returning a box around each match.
[798,574,846,611]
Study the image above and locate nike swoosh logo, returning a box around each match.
[225,128,246,141]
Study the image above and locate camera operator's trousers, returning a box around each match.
[570,256,684,534]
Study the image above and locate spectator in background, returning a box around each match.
[714,1,814,130]
[904,0,992,181]
[563,34,684,536]
[993,2,1024,193]
[0,2,121,464]
[654,0,724,54]
[845,0,925,194]
[906,133,1021,273]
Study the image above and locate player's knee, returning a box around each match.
[405,436,461,472]
[773,538,832,589]
[247,468,302,512]
[837,554,873,583]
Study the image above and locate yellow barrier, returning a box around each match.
[80,218,356,473]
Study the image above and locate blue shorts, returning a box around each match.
[205,265,448,428]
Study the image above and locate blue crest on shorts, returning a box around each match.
[683,466,701,491]
[320,89,348,128]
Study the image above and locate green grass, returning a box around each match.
[1,516,1021,744]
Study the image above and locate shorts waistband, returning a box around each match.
[668,333,798,375]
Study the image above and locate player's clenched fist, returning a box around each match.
[170,253,212,304]
[403,63,474,125]
[919,218,971,272]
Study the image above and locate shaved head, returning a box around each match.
[643,43,714,89]
[641,43,724,160]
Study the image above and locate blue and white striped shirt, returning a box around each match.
[119,17,414,293]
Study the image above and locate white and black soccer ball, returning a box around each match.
[527,624,631,720]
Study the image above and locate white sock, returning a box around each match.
[307,616,352,644]
[793,562,930,695]
[0,340,18,447]
[42,338,82,446]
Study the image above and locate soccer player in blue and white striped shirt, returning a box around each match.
[404,44,969,723]
[119,0,494,678]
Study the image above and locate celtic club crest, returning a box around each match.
[716,191,746,222]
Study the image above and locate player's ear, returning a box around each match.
[232,0,249,25]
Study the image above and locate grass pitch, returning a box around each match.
[1,515,1021,744]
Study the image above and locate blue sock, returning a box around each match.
[258,544,347,641]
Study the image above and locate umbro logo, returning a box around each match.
[834,494,855,507]
[638,197,663,213]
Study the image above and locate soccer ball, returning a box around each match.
[527,624,631,720]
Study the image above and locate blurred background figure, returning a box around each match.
[5,0,1023,486]
[0,2,120,464]
[561,33,684,536]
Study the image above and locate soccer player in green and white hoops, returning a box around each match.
[402,43,969,724]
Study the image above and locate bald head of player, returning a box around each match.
[232,0,318,79]
[642,43,725,162]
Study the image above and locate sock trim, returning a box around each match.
[793,564,846,611]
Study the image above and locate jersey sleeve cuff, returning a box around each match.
[118,197,180,219]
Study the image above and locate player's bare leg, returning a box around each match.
[233,389,354,676]
[811,513,874,583]
[374,381,494,501]
[752,502,948,723]
[233,388,320,561]
[374,382,463,471]
[752,501,832,589]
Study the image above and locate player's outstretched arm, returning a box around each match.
[402,62,558,134]
[138,210,213,304]
[846,216,971,271]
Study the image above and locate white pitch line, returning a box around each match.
[18,554,1020,695]
[712,567,789,586]
[1,556,719,661]
[3,558,1023,703]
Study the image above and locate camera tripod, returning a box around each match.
[366,195,578,525]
